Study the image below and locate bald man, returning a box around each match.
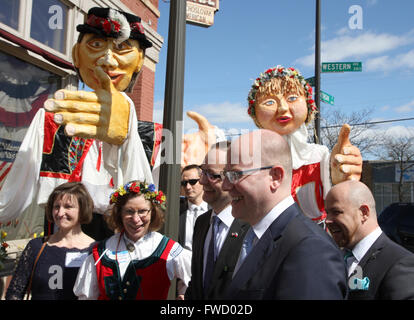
[222,129,347,300]
[326,180,414,300]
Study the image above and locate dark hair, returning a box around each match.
[181,164,202,176]
[106,193,165,233]
[45,182,93,224]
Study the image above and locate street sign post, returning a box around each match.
[321,62,362,73]
[320,90,334,105]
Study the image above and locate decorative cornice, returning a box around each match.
[141,0,161,18]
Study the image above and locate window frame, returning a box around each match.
[0,0,76,61]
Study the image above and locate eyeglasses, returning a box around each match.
[200,168,224,181]
[221,166,273,184]
[180,179,200,187]
[122,208,151,218]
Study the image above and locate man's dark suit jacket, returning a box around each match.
[348,232,414,300]
[185,209,249,300]
[224,202,348,300]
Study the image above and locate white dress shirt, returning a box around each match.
[185,200,208,250]
[348,226,382,276]
[203,205,234,279]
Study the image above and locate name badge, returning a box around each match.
[65,252,89,268]
[111,250,130,264]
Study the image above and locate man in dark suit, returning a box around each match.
[326,180,414,300]
[179,165,208,250]
[185,142,248,300]
[222,129,347,300]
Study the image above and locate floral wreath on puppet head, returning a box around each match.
[110,181,167,210]
[247,66,317,128]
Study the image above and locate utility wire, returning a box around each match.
[321,117,414,129]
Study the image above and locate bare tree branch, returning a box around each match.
[376,136,414,202]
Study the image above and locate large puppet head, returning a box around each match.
[247,66,317,135]
[73,7,152,92]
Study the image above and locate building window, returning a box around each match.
[30,0,68,53]
[374,182,414,215]
[0,0,20,30]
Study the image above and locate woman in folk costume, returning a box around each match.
[246,66,362,227]
[73,181,191,300]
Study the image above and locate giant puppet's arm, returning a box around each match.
[181,111,223,167]
[0,109,44,223]
[330,124,362,185]
[44,66,129,146]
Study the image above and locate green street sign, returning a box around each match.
[305,76,315,87]
[320,90,334,105]
[321,62,362,73]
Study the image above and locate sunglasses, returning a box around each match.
[181,179,200,187]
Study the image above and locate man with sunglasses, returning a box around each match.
[185,142,249,300]
[179,165,209,251]
[222,129,347,299]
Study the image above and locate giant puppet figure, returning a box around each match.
[0,8,154,227]
[246,66,362,225]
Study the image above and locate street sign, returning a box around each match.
[320,90,334,105]
[186,0,219,27]
[305,76,315,87]
[321,62,362,73]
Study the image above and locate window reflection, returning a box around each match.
[30,0,68,53]
[0,0,20,30]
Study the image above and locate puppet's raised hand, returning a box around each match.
[181,111,217,167]
[330,124,362,185]
[44,66,130,145]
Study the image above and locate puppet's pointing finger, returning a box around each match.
[187,111,213,133]
[336,124,351,151]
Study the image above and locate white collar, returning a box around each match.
[283,124,327,169]
[211,205,234,228]
[188,200,208,213]
[123,231,151,248]
[351,227,382,262]
[251,195,295,240]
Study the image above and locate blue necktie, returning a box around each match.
[204,215,221,293]
[344,249,356,273]
[239,228,256,266]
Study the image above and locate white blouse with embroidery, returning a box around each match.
[73,231,192,300]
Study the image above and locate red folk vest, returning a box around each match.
[92,235,175,300]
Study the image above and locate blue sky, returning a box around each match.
[153,0,414,144]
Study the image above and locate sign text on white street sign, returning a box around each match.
[186,0,219,27]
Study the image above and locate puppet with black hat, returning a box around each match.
[0,8,154,243]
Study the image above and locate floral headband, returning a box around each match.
[247,66,317,125]
[110,181,166,210]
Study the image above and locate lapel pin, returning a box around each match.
[231,232,238,238]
